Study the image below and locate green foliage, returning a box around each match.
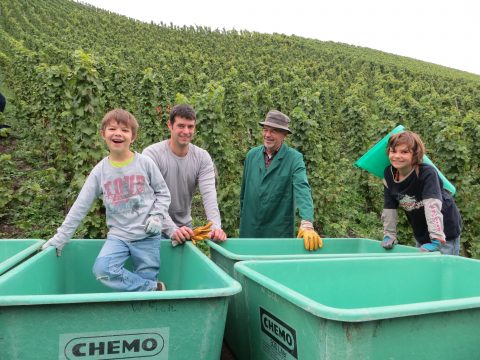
[1,0,479,257]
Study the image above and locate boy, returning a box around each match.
[42,109,171,291]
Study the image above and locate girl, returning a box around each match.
[381,131,462,255]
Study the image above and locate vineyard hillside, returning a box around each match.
[1,0,479,256]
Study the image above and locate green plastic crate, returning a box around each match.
[235,255,480,360]
[207,237,432,359]
[0,239,44,275]
[0,239,241,360]
[354,124,456,195]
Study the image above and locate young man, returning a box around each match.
[239,110,322,250]
[143,104,227,244]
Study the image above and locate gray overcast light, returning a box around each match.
[80,0,480,75]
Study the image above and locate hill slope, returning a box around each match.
[0,0,479,255]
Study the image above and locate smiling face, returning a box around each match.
[387,131,425,168]
[101,120,135,160]
[388,143,414,173]
[262,125,287,154]
[168,116,196,148]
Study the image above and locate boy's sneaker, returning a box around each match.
[156,281,167,291]
[381,236,396,250]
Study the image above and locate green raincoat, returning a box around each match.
[239,143,314,238]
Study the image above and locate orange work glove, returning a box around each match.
[297,220,322,251]
[191,221,213,245]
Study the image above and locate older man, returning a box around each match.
[239,110,322,250]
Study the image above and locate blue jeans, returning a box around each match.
[416,236,460,255]
[93,235,161,292]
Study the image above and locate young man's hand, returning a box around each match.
[209,228,227,242]
[171,226,194,245]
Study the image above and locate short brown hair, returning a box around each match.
[169,104,196,125]
[101,109,139,138]
[387,130,425,166]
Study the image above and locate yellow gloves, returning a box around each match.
[191,221,213,245]
[297,221,322,251]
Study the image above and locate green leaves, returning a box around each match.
[1,0,480,255]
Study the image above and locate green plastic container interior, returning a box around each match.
[235,256,480,359]
[207,238,431,360]
[236,256,480,321]
[208,237,424,263]
[0,239,44,275]
[0,239,241,360]
[354,125,456,195]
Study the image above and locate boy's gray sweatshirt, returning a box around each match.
[50,153,171,247]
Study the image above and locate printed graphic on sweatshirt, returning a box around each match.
[399,195,424,212]
[103,175,146,215]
